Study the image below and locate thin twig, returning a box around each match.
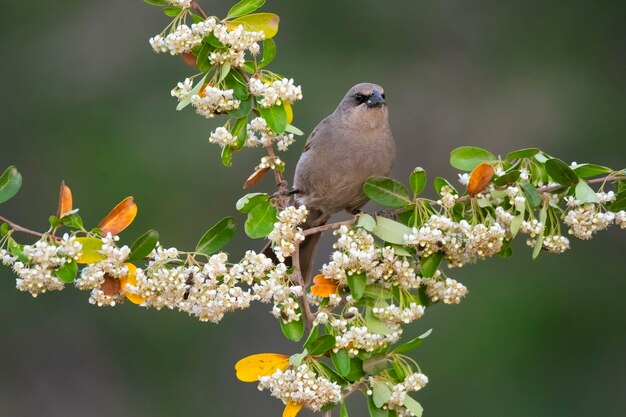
[322,410,332,417]
[190,1,208,19]
[290,244,314,331]
[0,215,47,239]
[303,219,355,236]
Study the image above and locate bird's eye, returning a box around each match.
[354,93,368,104]
[381,93,386,100]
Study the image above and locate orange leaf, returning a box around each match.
[310,274,339,298]
[467,163,495,196]
[243,168,270,189]
[235,353,289,382]
[57,181,73,217]
[283,402,303,417]
[101,274,121,296]
[98,196,137,236]
[120,263,145,305]
[181,52,197,68]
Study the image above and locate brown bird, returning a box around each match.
[293,82,396,280]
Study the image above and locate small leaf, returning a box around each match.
[434,177,458,196]
[195,43,213,72]
[221,145,233,167]
[258,104,287,133]
[409,168,426,196]
[176,74,206,111]
[345,357,364,381]
[545,158,578,186]
[236,193,268,213]
[607,192,626,212]
[196,217,236,255]
[284,102,294,125]
[75,237,106,264]
[310,274,339,297]
[129,229,159,261]
[163,6,181,17]
[572,163,613,178]
[363,177,412,208]
[259,38,276,68]
[420,252,443,278]
[521,183,542,209]
[494,170,520,186]
[467,163,495,195]
[303,326,320,350]
[230,116,248,150]
[61,213,84,230]
[289,350,308,367]
[364,307,393,335]
[505,148,539,160]
[56,181,73,217]
[285,124,304,136]
[402,396,423,417]
[98,196,137,236]
[0,223,8,236]
[450,146,496,171]
[230,13,280,39]
[283,402,303,417]
[226,0,266,19]
[243,168,270,189]
[356,213,376,232]
[575,179,600,204]
[54,261,78,284]
[372,217,413,245]
[280,315,304,342]
[331,349,351,377]
[340,402,349,417]
[306,334,335,355]
[120,263,146,304]
[372,380,393,408]
[393,329,433,353]
[532,234,544,259]
[235,353,289,382]
[245,199,278,238]
[367,395,389,417]
[229,95,253,118]
[347,272,367,300]
[0,166,23,204]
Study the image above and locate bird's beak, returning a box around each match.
[367,91,385,108]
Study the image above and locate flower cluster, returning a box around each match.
[191,86,240,118]
[249,77,303,108]
[268,206,308,262]
[210,24,265,67]
[258,364,342,411]
[149,20,214,55]
[564,202,617,240]
[371,373,429,416]
[334,324,403,356]
[245,117,295,151]
[424,275,468,305]
[372,303,425,325]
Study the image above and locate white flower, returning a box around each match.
[209,127,237,147]
[191,86,240,118]
[564,204,615,239]
[249,77,303,108]
[171,78,193,101]
[425,276,468,304]
[458,173,470,186]
[268,206,308,262]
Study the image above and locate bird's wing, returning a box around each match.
[303,115,332,152]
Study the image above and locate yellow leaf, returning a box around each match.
[120,263,145,304]
[284,102,293,124]
[75,237,106,264]
[98,196,137,236]
[230,13,280,39]
[310,274,339,298]
[283,402,303,417]
[235,353,289,382]
[57,180,73,218]
[467,163,495,196]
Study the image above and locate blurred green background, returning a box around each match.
[1,1,625,416]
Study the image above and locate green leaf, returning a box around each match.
[259,38,276,68]
[420,252,443,278]
[221,145,233,167]
[143,0,168,6]
[303,326,320,350]
[225,71,249,101]
[177,74,207,111]
[450,146,496,171]
[363,353,389,375]
[61,213,83,229]
[226,0,266,19]
[521,183,542,208]
[54,261,78,284]
[532,234,544,259]
[391,359,406,381]
[575,179,600,204]
[279,315,304,342]
[365,307,393,335]
[572,163,613,178]
[434,177,457,196]
[545,158,579,186]
[129,229,159,261]
[372,380,393,408]
[340,402,349,417]
[364,177,411,208]
[163,6,181,17]
[0,222,8,236]
[49,215,60,228]
[245,199,277,238]
[607,192,626,212]
[257,104,287,133]
[409,167,426,196]
[231,117,248,149]
[218,62,231,83]
[347,272,367,300]
[394,329,432,353]
[331,349,351,377]
[372,217,413,245]
[196,217,236,255]
[367,395,389,417]
[289,349,307,367]
[236,193,268,213]
[345,356,364,381]
[317,362,348,385]
[506,148,539,160]
[494,170,521,186]
[306,334,336,355]
[356,213,376,232]
[195,42,213,72]
[0,166,23,204]
[403,396,424,417]
[285,124,304,136]
[229,95,253,118]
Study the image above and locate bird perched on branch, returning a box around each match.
[292,82,396,280]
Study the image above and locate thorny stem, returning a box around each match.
[0,215,47,239]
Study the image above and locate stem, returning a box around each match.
[190,1,208,19]
[323,411,332,417]
[266,144,290,209]
[303,219,355,236]
[0,215,47,239]
[291,244,314,331]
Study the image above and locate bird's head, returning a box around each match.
[337,83,388,129]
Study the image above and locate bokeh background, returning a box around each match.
[1,1,625,416]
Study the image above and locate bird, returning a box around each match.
[291,82,396,281]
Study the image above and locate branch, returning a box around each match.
[303,219,355,236]
[0,215,47,239]
[290,244,314,331]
